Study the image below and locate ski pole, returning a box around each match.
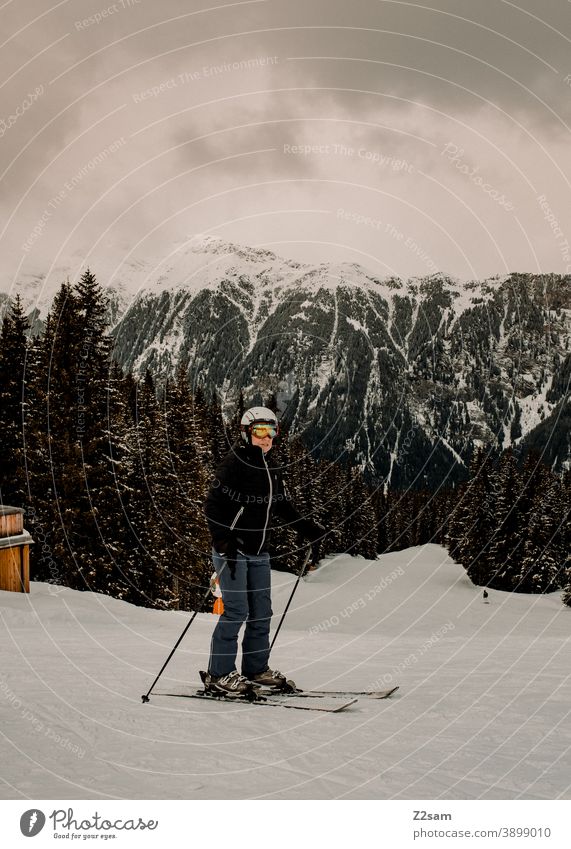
[270,546,312,651]
[141,568,223,704]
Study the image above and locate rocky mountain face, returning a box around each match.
[6,236,568,488]
[106,236,571,489]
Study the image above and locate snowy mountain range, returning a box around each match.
[6,235,571,486]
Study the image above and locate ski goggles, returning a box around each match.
[250,423,279,439]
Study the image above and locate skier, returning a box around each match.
[202,406,326,697]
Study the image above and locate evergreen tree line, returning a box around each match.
[366,450,570,606]
[1,274,569,609]
[0,275,381,609]
[0,276,216,611]
[444,448,570,601]
[277,437,571,607]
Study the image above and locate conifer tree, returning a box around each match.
[345,467,377,559]
[22,329,50,556]
[161,366,211,610]
[224,390,245,452]
[24,313,57,582]
[515,468,565,593]
[410,490,433,545]
[372,486,389,553]
[455,448,498,587]
[30,273,126,595]
[41,283,85,589]
[562,470,571,591]
[268,432,300,572]
[206,392,226,467]
[74,268,113,445]
[71,270,117,591]
[446,480,469,560]
[125,372,177,608]
[430,485,455,546]
[94,360,136,601]
[190,385,217,470]
[0,295,31,505]
[384,490,414,552]
[319,457,347,554]
[487,449,524,588]
[265,391,278,414]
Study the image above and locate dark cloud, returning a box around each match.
[1,0,570,291]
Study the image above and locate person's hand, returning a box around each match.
[302,521,327,567]
[214,538,231,556]
[304,520,326,543]
[213,537,238,579]
[309,540,321,567]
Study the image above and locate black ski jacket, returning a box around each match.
[204,441,322,556]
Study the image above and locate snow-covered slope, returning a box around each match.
[0,545,569,800]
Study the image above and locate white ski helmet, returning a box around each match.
[240,406,279,444]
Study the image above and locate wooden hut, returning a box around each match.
[0,506,33,593]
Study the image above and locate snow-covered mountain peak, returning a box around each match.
[5,232,500,322]
[188,233,283,265]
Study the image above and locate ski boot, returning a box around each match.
[201,670,260,699]
[247,668,297,693]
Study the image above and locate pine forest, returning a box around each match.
[1,271,569,610]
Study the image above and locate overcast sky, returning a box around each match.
[2,0,570,297]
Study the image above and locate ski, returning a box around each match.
[164,680,398,700]
[244,682,399,699]
[293,685,399,699]
[154,689,358,713]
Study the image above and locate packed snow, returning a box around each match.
[0,544,569,800]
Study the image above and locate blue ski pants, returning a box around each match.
[208,548,273,678]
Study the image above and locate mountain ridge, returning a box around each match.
[109,238,571,485]
[5,236,571,486]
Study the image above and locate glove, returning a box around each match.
[310,540,321,566]
[303,520,326,544]
[300,521,327,566]
[213,537,238,580]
